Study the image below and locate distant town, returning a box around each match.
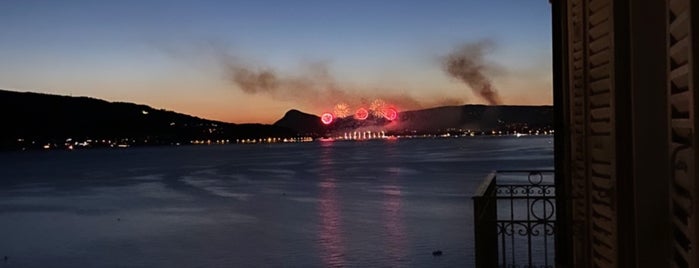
[12,128,554,151]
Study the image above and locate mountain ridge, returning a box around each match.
[0,89,553,149]
[273,104,553,135]
[0,89,295,149]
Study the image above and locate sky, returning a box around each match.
[0,0,552,124]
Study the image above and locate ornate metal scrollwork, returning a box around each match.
[475,170,556,267]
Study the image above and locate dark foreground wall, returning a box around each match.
[552,0,697,267]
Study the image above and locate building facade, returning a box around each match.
[551,0,697,267]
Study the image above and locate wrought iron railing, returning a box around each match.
[473,170,556,268]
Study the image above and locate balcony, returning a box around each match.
[473,170,556,268]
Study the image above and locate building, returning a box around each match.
[551,0,697,267]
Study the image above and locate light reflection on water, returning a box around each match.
[380,141,408,265]
[382,184,408,265]
[0,136,552,267]
[318,179,345,267]
[318,143,346,267]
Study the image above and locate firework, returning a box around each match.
[369,99,386,117]
[321,112,334,125]
[354,108,369,120]
[383,107,398,121]
[333,103,350,118]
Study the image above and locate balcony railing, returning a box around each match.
[473,170,555,268]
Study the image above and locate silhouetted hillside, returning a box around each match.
[0,89,553,150]
[394,105,552,131]
[273,105,553,135]
[273,110,325,135]
[0,89,295,149]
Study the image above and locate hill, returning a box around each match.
[273,105,553,135]
[273,109,326,136]
[0,89,295,149]
[0,89,554,149]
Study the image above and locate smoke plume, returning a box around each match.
[223,57,453,112]
[443,41,502,105]
[224,61,359,108]
[209,41,506,112]
[231,67,279,94]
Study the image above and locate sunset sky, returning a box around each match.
[0,0,552,124]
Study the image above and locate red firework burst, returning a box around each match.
[383,107,398,121]
[321,112,334,125]
[355,108,369,120]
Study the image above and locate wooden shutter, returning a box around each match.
[567,0,590,266]
[567,0,618,266]
[586,0,617,266]
[668,0,695,267]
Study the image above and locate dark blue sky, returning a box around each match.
[0,0,552,123]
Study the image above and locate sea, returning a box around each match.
[0,136,553,267]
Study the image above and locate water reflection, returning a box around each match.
[382,142,408,264]
[0,137,554,267]
[317,143,346,267]
[382,183,407,264]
